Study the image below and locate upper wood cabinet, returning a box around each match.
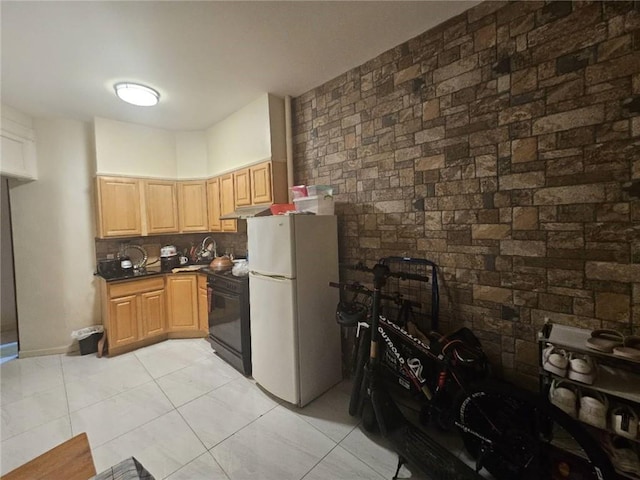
[95,176,142,238]
[178,181,208,232]
[220,174,237,232]
[144,180,179,234]
[248,161,288,206]
[207,177,222,232]
[251,161,274,204]
[234,168,251,207]
[94,160,286,238]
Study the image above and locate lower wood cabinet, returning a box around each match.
[100,273,208,356]
[140,289,166,337]
[198,275,208,334]
[166,274,199,332]
[108,294,140,349]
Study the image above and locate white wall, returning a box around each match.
[94,117,177,178]
[175,131,208,179]
[206,94,273,175]
[10,118,100,356]
[268,94,287,163]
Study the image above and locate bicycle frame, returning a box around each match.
[362,300,485,426]
[336,259,615,480]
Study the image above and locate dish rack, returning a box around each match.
[122,244,148,269]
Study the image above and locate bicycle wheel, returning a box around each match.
[456,383,615,480]
[349,327,371,417]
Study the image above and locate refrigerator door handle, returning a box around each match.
[250,271,290,281]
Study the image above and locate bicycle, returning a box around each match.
[333,257,616,480]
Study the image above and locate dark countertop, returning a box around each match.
[96,258,249,282]
[96,265,208,282]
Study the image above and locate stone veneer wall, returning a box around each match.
[291,1,640,383]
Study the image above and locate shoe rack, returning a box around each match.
[539,322,640,479]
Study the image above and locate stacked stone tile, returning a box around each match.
[292,1,640,383]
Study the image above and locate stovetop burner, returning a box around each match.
[201,267,248,294]
[201,267,248,281]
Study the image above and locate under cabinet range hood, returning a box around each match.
[220,205,273,220]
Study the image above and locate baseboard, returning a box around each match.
[19,345,77,358]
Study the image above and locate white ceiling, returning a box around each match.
[1,1,479,132]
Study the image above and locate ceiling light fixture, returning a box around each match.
[114,82,160,107]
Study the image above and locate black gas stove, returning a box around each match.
[201,268,251,375]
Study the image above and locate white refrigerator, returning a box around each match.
[247,214,341,407]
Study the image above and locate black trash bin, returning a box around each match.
[79,332,104,355]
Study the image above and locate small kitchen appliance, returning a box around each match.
[160,245,180,271]
[120,256,133,271]
[97,258,122,279]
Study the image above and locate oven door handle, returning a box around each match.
[212,290,239,301]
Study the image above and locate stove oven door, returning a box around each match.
[208,286,242,353]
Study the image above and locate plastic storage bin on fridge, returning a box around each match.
[293,195,334,215]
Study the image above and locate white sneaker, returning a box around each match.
[543,346,568,377]
[568,353,597,385]
[549,380,577,418]
[611,406,639,440]
[579,390,608,430]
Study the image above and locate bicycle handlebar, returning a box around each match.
[346,261,430,283]
[329,281,422,308]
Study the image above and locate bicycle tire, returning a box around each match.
[349,327,371,417]
[456,382,615,480]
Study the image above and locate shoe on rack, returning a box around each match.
[549,380,577,418]
[601,434,640,475]
[611,405,639,440]
[543,346,569,377]
[586,329,624,353]
[579,390,609,430]
[567,353,597,385]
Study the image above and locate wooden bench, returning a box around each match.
[2,432,96,480]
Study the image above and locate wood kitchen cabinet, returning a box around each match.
[178,181,208,232]
[140,289,166,338]
[108,295,139,348]
[207,177,222,231]
[220,174,238,232]
[100,277,165,355]
[198,275,208,334]
[143,179,179,234]
[95,176,142,238]
[166,274,201,333]
[233,161,288,207]
[250,162,273,204]
[100,274,208,356]
[234,168,251,207]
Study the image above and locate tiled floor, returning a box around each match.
[0,338,476,479]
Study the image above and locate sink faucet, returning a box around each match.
[200,236,216,259]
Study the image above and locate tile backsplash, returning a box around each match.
[95,231,248,263]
